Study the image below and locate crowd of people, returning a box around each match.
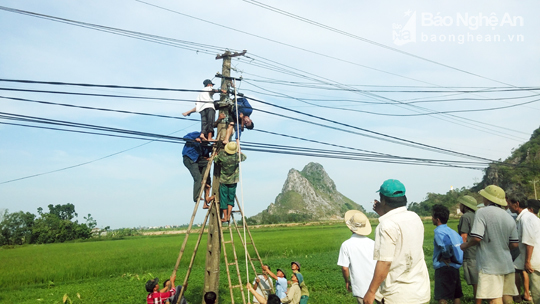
[144,178,540,304]
[181,78,251,221]
[338,180,540,304]
[146,79,540,304]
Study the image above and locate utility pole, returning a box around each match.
[204,50,246,302]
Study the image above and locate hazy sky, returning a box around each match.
[1,0,539,229]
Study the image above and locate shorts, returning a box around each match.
[434,266,463,300]
[477,271,518,299]
[463,258,478,285]
[219,183,237,209]
[530,271,540,304]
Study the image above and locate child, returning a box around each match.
[145,274,176,304]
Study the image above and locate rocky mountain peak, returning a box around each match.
[300,162,336,194]
[250,162,365,223]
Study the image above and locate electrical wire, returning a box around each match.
[0,5,236,56]
[0,122,199,185]
[0,78,509,161]
[241,0,524,88]
[0,119,490,170]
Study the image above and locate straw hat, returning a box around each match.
[479,185,507,206]
[458,195,478,211]
[224,142,238,154]
[344,210,372,236]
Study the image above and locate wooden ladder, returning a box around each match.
[231,201,275,297]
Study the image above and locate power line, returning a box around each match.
[0,87,497,162]
[0,95,199,121]
[0,122,199,185]
[240,83,540,117]
[236,57,529,139]
[240,0,520,88]
[1,3,531,138]
[0,78,514,159]
[0,78,205,93]
[0,5,235,56]
[0,119,490,173]
[243,96,496,162]
[243,81,526,142]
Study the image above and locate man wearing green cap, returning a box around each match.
[460,185,519,304]
[457,195,480,303]
[363,179,430,304]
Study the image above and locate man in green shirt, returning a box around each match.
[215,142,246,222]
[291,261,310,303]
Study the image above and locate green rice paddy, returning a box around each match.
[0,220,478,303]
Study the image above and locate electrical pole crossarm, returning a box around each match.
[215,50,247,60]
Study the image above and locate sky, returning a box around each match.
[1,0,539,229]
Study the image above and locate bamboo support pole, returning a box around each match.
[173,202,214,304]
[172,149,217,276]
[226,217,247,304]
[233,200,275,294]
[216,200,237,304]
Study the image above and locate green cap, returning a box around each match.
[377,179,406,197]
[458,195,478,211]
[479,185,507,206]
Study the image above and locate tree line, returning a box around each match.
[0,203,100,246]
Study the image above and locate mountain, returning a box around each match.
[408,125,540,216]
[472,126,540,195]
[248,162,366,224]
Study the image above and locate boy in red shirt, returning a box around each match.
[146,274,176,304]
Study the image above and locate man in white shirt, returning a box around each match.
[252,265,274,303]
[508,195,540,303]
[338,210,380,304]
[526,199,540,303]
[363,179,430,304]
[183,79,224,141]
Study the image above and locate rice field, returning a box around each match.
[0,220,477,303]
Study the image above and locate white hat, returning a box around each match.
[344,210,372,236]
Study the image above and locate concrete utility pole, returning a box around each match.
[204,50,246,302]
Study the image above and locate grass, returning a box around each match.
[0,219,482,303]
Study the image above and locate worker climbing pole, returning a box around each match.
[204,50,247,301]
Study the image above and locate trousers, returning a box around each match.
[183,155,210,202]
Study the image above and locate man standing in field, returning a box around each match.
[145,274,176,304]
[337,210,380,304]
[460,185,519,304]
[363,179,430,304]
[525,198,540,303]
[290,261,309,304]
[457,195,480,303]
[432,204,464,304]
[508,195,540,303]
[263,265,288,299]
[252,265,273,304]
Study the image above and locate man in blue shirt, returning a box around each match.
[263,265,288,299]
[223,97,254,144]
[432,204,464,304]
[182,131,213,208]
